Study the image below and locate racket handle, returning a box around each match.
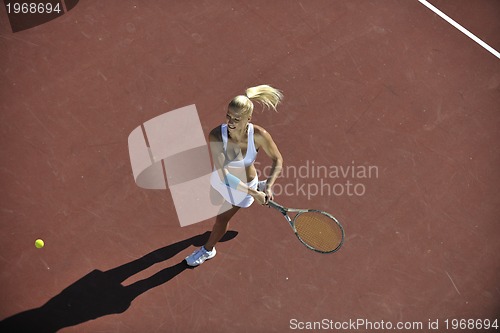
[267,200,286,213]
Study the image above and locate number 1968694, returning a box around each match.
[444,318,498,330]
[6,2,62,14]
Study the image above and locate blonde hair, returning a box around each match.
[229,84,283,115]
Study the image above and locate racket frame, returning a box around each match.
[267,200,344,253]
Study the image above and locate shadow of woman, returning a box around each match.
[0,230,237,333]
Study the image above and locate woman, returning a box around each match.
[185,85,284,266]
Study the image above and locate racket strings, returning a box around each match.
[294,212,343,252]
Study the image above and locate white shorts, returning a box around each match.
[210,170,258,208]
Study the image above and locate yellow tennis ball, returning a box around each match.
[35,239,44,249]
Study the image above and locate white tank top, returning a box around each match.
[221,123,258,168]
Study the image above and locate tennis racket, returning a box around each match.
[267,200,344,253]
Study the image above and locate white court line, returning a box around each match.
[418,0,500,59]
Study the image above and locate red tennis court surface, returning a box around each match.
[1,1,499,332]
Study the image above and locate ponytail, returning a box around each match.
[245,85,283,111]
[229,84,283,115]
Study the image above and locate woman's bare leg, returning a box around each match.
[204,205,240,251]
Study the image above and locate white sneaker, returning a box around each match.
[185,246,216,266]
